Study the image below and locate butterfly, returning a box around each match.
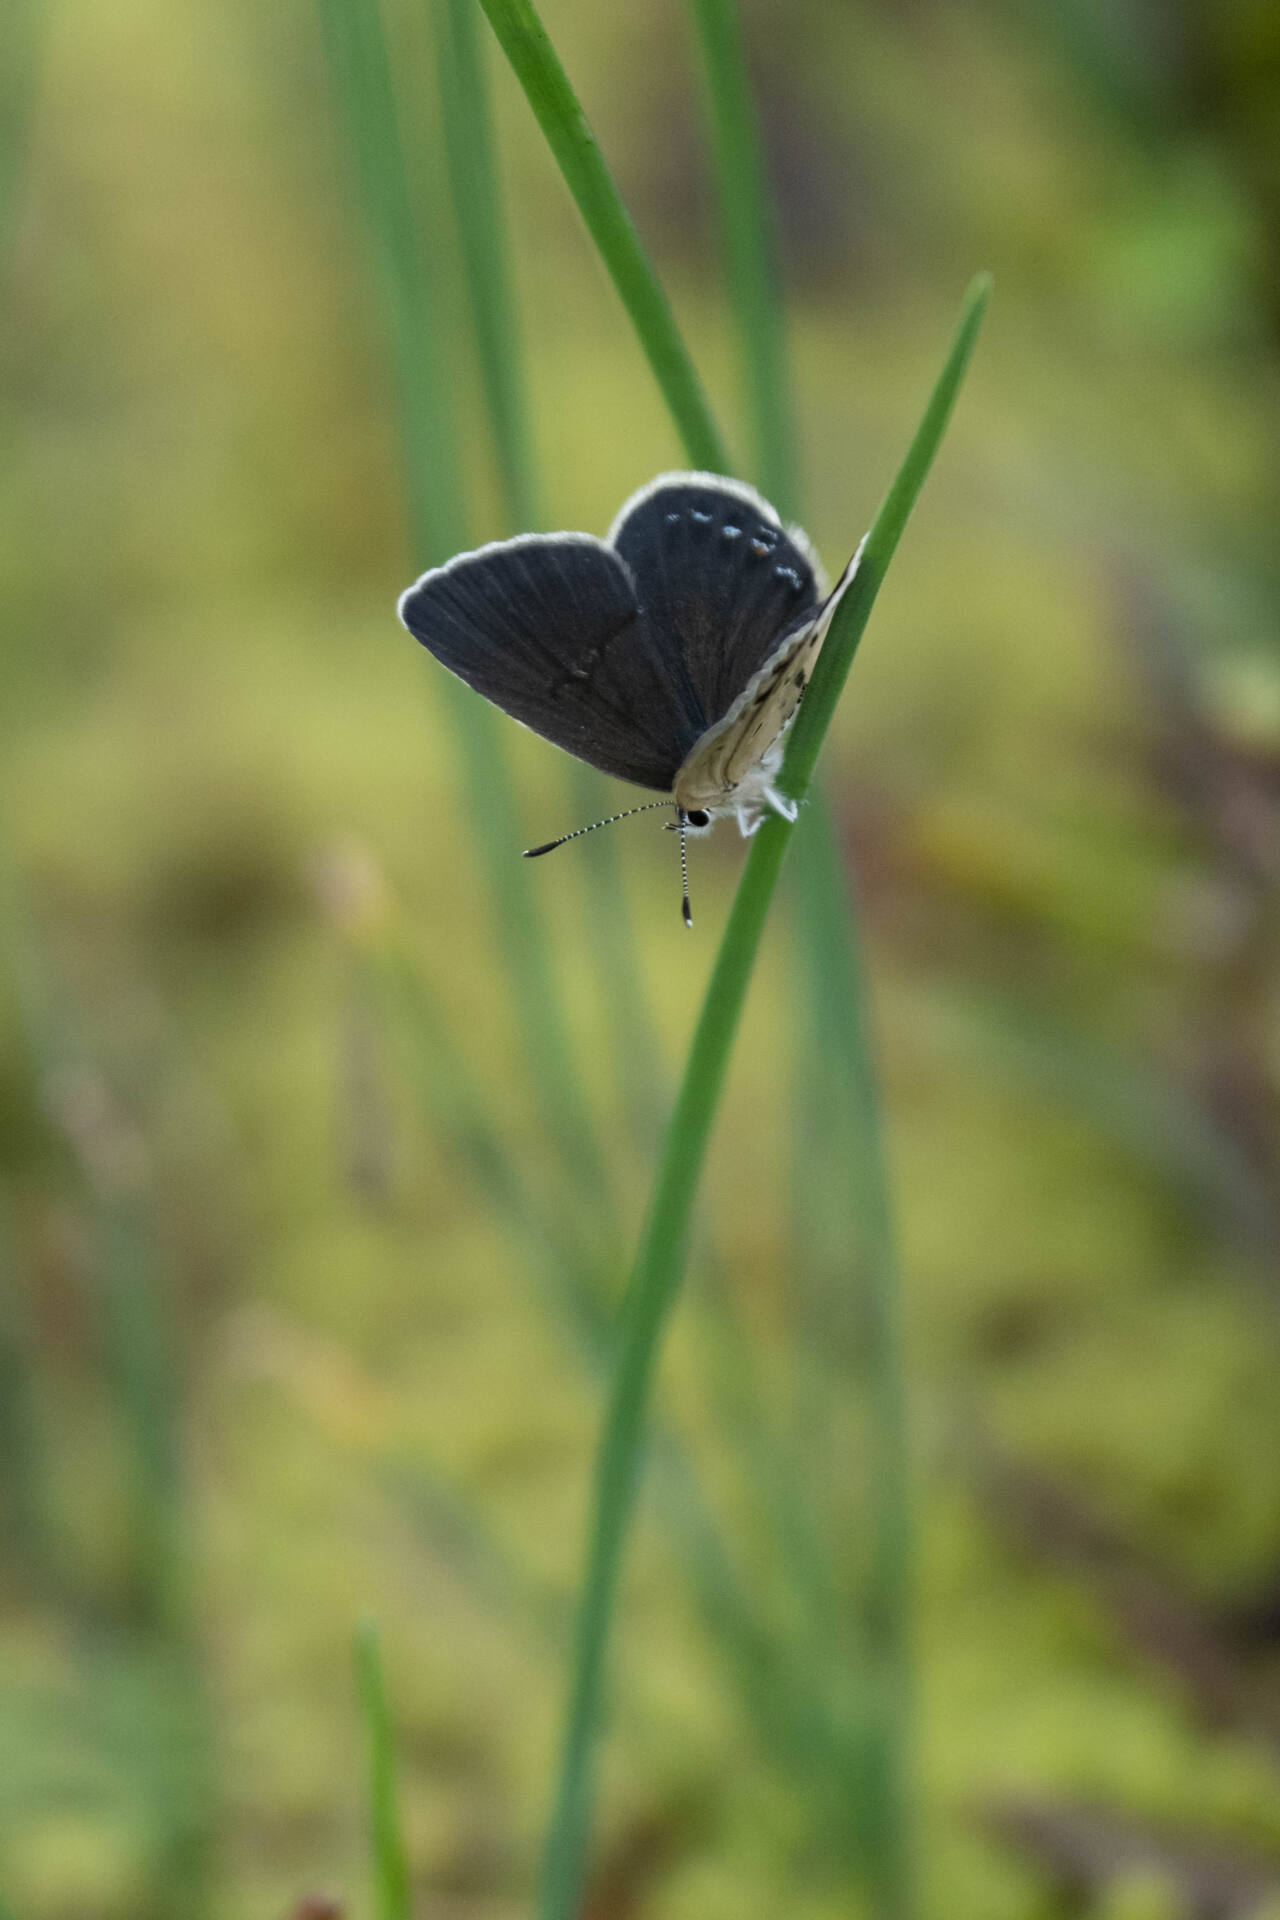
[397,472,860,922]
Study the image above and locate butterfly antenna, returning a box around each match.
[522,799,669,858]
[678,812,692,928]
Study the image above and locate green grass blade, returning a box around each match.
[384,1455,569,1644]
[926,984,1278,1258]
[96,1199,183,1631]
[0,1185,59,1591]
[475,0,731,474]
[317,0,615,1211]
[316,0,466,556]
[0,0,45,278]
[428,0,539,531]
[1,870,213,1915]
[792,799,913,1911]
[781,279,991,793]
[355,1622,413,1920]
[537,276,990,1920]
[685,0,795,509]
[2,868,184,1631]
[568,757,669,1149]
[363,933,611,1345]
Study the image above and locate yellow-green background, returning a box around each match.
[3,0,1280,1915]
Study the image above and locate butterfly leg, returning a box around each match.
[736,804,764,836]
[765,786,799,823]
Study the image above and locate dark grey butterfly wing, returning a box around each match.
[610,478,821,729]
[398,534,706,791]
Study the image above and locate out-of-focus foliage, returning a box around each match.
[2,1,1280,1917]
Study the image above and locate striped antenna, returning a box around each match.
[523,800,671,858]
[679,813,692,927]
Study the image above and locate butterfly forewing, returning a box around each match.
[610,476,821,728]
[398,535,704,791]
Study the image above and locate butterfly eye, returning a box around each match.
[685,809,711,828]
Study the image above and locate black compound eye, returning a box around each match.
[685,809,710,828]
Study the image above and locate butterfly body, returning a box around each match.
[398,472,859,849]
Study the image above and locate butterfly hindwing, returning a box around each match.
[398,534,705,791]
[673,620,822,809]
[609,475,821,728]
[673,539,863,814]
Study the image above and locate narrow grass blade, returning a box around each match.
[316,0,466,555]
[361,933,611,1346]
[0,0,45,276]
[2,869,183,1631]
[537,276,989,1920]
[384,1456,569,1644]
[792,799,913,1912]
[0,1186,59,1591]
[1,871,214,1916]
[781,282,991,792]
[475,0,731,474]
[685,0,795,509]
[427,0,539,531]
[355,1622,413,1920]
[568,755,669,1149]
[926,984,1279,1261]
[317,0,616,1213]
[95,1198,182,1631]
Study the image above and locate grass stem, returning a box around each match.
[428,0,540,532]
[356,1622,412,1920]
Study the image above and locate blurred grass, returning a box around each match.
[0,0,45,276]
[317,0,617,1230]
[0,878,213,1919]
[427,0,539,535]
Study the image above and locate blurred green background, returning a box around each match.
[3,0,1280,1916]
